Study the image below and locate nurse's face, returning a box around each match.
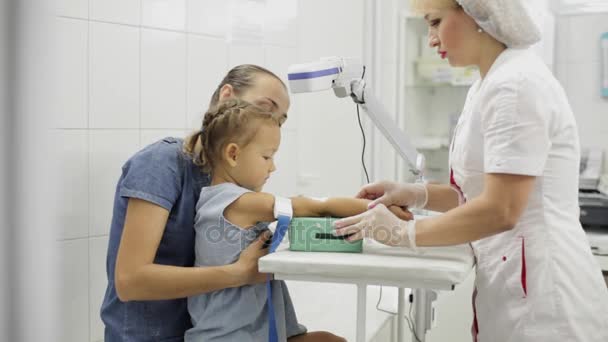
[425,6,481,67]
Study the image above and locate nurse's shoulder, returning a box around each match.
[485,49,556,96]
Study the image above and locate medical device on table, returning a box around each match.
[285,58,446,342]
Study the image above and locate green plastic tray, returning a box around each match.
[288,217,362,253]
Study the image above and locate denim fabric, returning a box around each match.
[101,137,210,342]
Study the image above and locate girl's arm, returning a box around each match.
[114,198,269,301]
[225,193,413,228]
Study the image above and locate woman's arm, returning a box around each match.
[225,193,413,228]
[424,184,461,213]
[415,173,536,246]
[114,198,269,301]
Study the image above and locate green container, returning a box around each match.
[288,217,363,253]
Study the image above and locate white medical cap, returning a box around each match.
[455,0,541,48]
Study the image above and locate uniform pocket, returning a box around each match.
[477,236,528,300]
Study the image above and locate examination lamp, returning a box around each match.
[287,57,425,178]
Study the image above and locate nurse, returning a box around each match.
[334,0,608,341]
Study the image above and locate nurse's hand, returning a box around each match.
[357,181,428,210]
[333,204,416,248]
[235,231,273,285]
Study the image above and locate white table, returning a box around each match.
[259,241,474,342]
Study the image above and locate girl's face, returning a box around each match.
[424,6,480,67]
[230,122,281,192]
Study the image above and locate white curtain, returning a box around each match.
[0,1,58,341]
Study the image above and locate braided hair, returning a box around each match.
[184,99,286,172]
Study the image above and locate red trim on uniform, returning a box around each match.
[471,287,479,341]
[521,237,527,297]
[450,168,466,203]
[451,168,477,340]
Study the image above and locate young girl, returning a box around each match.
[184,99,411,341]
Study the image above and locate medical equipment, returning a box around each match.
[602,32,608,98]
[288,57,426,178]
[288,217,363,253]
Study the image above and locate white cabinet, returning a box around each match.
[396,12,478,184]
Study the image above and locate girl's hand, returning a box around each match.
[234,231,273,285]
[387,205,414,221]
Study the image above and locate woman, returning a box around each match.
[101,65,344,342]
[334,1,608,341]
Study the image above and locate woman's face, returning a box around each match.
[424,6,480,67]
[238,74,290,120]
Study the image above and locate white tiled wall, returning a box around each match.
[554,12,608,171]
[53,1,301,341]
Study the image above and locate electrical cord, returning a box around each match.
[354,65,421,342]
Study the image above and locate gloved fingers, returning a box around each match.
[355,181,393,200]
[334,211,367,230]
[368,195,395,209]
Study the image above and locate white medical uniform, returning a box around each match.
[449,48,608,342]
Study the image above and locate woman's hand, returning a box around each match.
[333,204,416,248]
[234,231,273,285]
[357,181,428,210]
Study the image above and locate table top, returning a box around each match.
[259,240,475,290]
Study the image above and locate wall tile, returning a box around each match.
[89,236,109,342]
[90,0,141,26]
[54,18,88,129]
[186,0,229,37]
[58,239,89,342]
[141,29,187,129]
[142,0,186,31]
[89,22,140,129]
[230,0,264,44]
[89,130,140,236]
[186,35,227,129]
[53,130,89,240]
[264,0,297,47]
[228,43,265,70]
[56,0,88,19]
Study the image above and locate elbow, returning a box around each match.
[496,207,519,232]
[115,270,135,302]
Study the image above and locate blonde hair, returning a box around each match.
[184,99,286,172]
[209,64,286,107]
[410,0,459,14]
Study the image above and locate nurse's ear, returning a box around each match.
[223,143,240,168]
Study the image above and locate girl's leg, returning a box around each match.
[288,331,347,342]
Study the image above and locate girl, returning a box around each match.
[184,99,411,341]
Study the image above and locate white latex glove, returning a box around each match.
[356,181,428,210]
[333,204,417,248]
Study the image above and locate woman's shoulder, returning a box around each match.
[488,49,553,88]
[126,137,192,168]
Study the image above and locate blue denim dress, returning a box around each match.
[101,137,210,342]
